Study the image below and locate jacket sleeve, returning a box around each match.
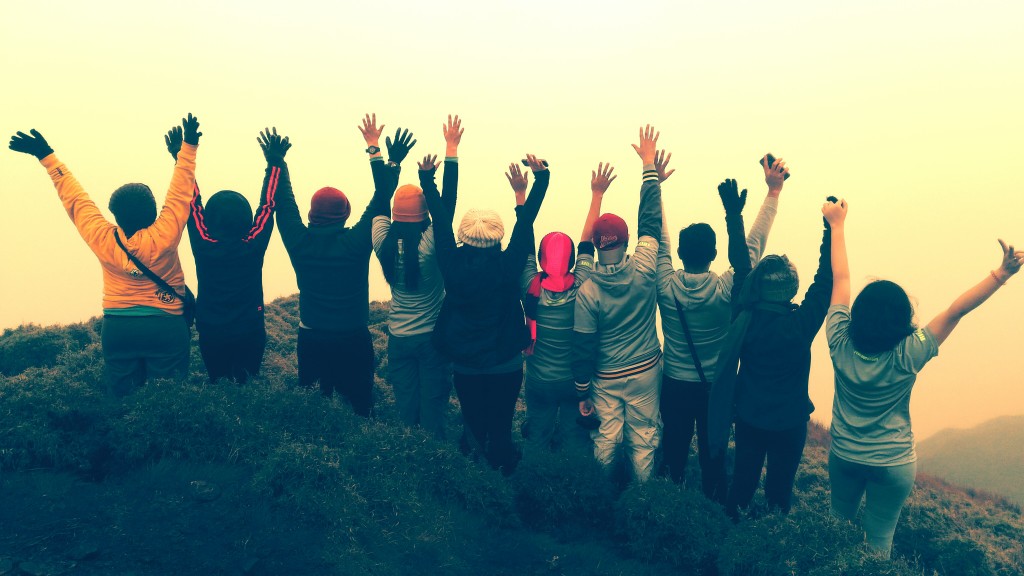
[441,157,459,219]
[350,157,398,240]
[419,168,457,276]
[573,241,596,288]
[521,252,539,297]
[633,166,663,275]
[657,206,676,283]
[795,225,834,341]
[147,143,198,252]
[186,182,211,254]
[243,161,284,249]
[725,211,750,304]
[273,163,306,251]
[504,169,549,276]
[745,195,779,267]
[40,154,116,256]
[572,286,599,397]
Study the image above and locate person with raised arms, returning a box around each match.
[572,125,664,483]
[371,115,462,438]
[165,125,289,385]
[9,115,201,395]
[823,199,1022,558]
[275,114,408,416]
[657,155,787,501]
[417,152,549,476]
[516,162,611,452]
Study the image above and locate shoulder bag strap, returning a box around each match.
[675,298,709,386]
[113,230,185,303]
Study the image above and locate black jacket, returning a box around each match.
[419,167,548,369]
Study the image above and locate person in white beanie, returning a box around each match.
[417,152,549,476]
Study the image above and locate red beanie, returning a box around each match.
[392,184,427,223]
[592,213,629,250]
[309,187,351,226]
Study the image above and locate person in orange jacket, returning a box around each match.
[9,115,201,395]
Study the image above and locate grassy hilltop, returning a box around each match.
[0,294,1022,575]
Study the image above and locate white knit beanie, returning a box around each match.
[458,209,505,248]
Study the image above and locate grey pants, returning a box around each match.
[829,451,917,558]
[523,374,591,453]
[101,314,191,396]
[590,363,663,482]
[388,331,452,438]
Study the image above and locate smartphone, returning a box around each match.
[521,159,550,167]
[826,196,838,204]
[759,153,790,180]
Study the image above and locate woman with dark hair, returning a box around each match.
[823,200,1021,558]
[372,115,462,437]
[516,162,609,452]
[418,152,549,475]
[9,115,201,396]
[709,193,834,520]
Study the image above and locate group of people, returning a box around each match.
[9,114,1021,560]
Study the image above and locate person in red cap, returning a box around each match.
[571,125,665,483]
[274,113,410,416]
[516,162,614,453]
[417,151,550,476]
[372,115,463,438]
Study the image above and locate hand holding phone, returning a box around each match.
[760,153,790,180]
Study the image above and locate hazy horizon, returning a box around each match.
[2,0,1022,440]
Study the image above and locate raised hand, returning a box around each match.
[998,239,1024,277]
[523,153,547,173]
[9,129,54,159]
[717,179,747,216]
[417,154,440,172]
[591,162,617,194]
[763,154,789,194]
[822,198,848,227]
[443,114,463,156]
[258,127,292,164]
[165,126,183,160]
[182,113,202,146]
[386,128,416,165]
[506,162,529,195]
[654,149,675,183]
[358,113,385,147]
[631,124,659,165]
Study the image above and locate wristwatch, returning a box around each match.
[365,145,381,155]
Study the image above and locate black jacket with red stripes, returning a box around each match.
[187,159,283,334]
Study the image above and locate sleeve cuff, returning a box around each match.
[445,156,458,163]
[578,241,596,257]
[575,381,591,398]
[370,156,384,163]
[40,153,60,169]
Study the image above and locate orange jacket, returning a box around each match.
[40,143,198,314]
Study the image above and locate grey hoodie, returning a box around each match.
[658,196,778,382]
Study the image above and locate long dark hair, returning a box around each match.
[379,220,430,290]
[850,280,917,355]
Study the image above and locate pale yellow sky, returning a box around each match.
[2,0,1022,438]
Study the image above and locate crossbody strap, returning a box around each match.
[675,298,709,386]
[113,230,185,303]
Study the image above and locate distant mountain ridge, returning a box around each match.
[918,415,1024,506]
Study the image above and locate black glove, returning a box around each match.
[258,127,292,165]
[718,179,747,217]
[182,113,202,146]
[9,129,54,160]
[165,126,183,160]
[385,128,416,165]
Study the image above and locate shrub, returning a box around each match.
[512,447,615,535]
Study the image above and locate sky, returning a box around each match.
[1,0,1021,440]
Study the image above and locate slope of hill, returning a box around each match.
[918,415,1024,506]
[1,294,1022,575]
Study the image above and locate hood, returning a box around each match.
[538,232,575,292]
[204,190,254,240]
[668,270,723,310]
[590,257,637,297]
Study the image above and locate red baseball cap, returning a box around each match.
[592,213,629,250]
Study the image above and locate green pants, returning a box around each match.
[829,451,917,559]
[101,314,191,396]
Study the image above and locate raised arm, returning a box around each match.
[717,178,750,305]
[417,155,457,272]
[795,207,835,340]
[165,125,208,251]
[744,155,788,265]
[632,125,663,275]
[147,114,201,249]
[9,129,116,251]
[441,114,463,216]
[506,154,550,258]
[824,198,849,307]
[926,240,1023,345]
[245,127,290,247]
[506,163,538,293]
[351,114,406,236]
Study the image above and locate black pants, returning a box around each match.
[660,376,727,503]
[727,419,808,518]
[198,326,266,384]
[297,327,374,417]
[101,314,190,396]
[453,369,523,475]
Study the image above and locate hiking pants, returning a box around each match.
[388,331,452,438]
[727,419,808,517]
[590,363,662,482]
[101,314,191,396]
[198,325,266,384]
[829,452,917,559]
[523,373,591,453]
[660,375,727,502]
[453,369,523,475]
[297,327,374,416]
